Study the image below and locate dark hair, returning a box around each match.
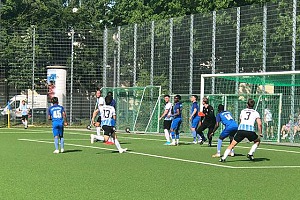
[164,94,170,98]
[218,104,224,112]
[174,95,181,100]
[247,98,255,108]
[192,95,198,101]
[51,97,59,104]
[203,97,209,104]
[105,95,113,105]
[96,87,101,92]
[107,91,113,96]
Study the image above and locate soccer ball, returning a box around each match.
[125,127,130,133]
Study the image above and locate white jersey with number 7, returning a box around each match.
[238,108,260,131]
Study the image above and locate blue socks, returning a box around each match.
[54,137,59,150]
[192,130,196,141]
[60,137,64,149]
[217,139,223,153]
[171,131,175,139]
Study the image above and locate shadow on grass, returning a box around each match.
[226,157,270,163]
[62,149,82,153]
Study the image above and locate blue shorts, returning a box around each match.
[171,118,182,132]
[52,123,64,137]
[220,125,238,139]
[191,116,200,129]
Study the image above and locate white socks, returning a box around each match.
[94,135,104,141]
[248,143,258,155]
[96,127,101,136]
[222,149,231,160]
[114,138,121,150]
[164,129,170,142]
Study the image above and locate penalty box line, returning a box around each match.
[18,138,300,169]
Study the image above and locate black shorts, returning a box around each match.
[265,121,273,127]
[102,125,114,136]
[234,130,258,143]
[163,120,172,130]
[21,115,28,121]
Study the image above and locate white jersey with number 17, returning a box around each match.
[99,105,116,126]
[238,108,260,131]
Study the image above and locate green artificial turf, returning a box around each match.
[0,127,299,199]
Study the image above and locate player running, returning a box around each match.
[220,98,263,162]
[91,95,127,153]
[170,95,183,146]
[196,97,216,146]
[211,104,238,158]
[159,95,173,145]
[189,95,201,144]
[48,97,68,154]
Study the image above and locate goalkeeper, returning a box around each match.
[196,97,216,146]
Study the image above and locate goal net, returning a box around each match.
[201,71,300,143]
[101,86,161,133]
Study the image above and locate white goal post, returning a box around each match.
[200,70,300,143]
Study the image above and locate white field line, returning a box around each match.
[5,128,300,155]
[18,138,300,169]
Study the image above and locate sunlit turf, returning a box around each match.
[0,127,299,199]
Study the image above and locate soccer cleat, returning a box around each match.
[105,141,114,145]
[164,141,171,145]
[119,148,127,153]
[192,141,197,144]
[230,152,235,157]
[212,153,221,158]
[90,134,94,144]
[170,142,176,146]
[198,140,203,145]
[53,150,59,154]
[61,149,64,153]
[219,158,226,162]
[247,154,254,161]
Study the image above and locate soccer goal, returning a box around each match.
[200,71,300,143]
[101,86,161,133]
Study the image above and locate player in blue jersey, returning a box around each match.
[48,97,68,154]
[17,100,30,129]
[107,91,116,109]
[91,95,127,153]
[189,95,201,144]
[211,104,238,158]
[170,95,183,146]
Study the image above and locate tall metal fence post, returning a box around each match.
[31,26,36,125]
[103,27,107,88]
[169,18,173,94]
[70,28,74,125]
[189,15,194,95]
[117,26,121,87]
[211,11,216,95]
[291,0,297,142]
[133,24,137,86]
[150,21,154,86]
[235,7,240,117]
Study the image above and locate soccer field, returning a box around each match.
[1,127,299,199]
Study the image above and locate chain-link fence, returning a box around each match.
[1,0,300,140]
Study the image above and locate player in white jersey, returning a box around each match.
[17,100,30,129]
[91,95,127,153]
[94,88,105,136]
[220,98,262,162]
[159,95,173,145]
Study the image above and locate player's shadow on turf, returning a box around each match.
[62,149,82,153]
[237,157,270,162]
